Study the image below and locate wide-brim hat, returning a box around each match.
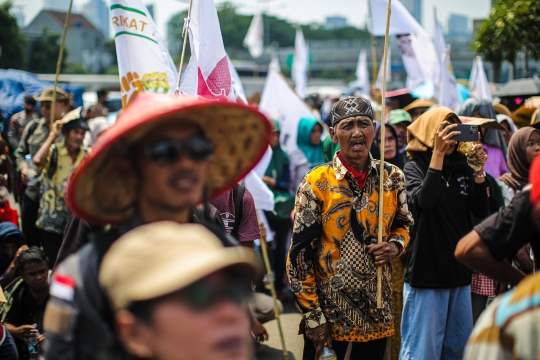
[403,98,437,112]
[100,222,255,311]
[67,93,272,224]
[34,87,70,102]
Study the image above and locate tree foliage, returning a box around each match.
[475,0,540,64]
[0,1,27,69]
[27,28,67,74]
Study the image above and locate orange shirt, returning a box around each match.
[287,154,413,342]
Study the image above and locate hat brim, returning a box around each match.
[67,93,271,224]
[34,96,55,102]
[115,247,254,310]
[403,100,436,112]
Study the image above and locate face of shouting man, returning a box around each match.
[329,116,376,171]
[137,123,213,223]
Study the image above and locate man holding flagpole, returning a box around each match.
[287,97,413,360]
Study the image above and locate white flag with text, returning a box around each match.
[110,0,177,108]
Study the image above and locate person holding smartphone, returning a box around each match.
[400,106,489,360]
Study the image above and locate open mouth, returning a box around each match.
[212,336,245,353]
[349,138,366,150]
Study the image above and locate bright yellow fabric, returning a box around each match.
[287,154,413,342]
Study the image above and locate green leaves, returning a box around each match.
[475,0,540,64]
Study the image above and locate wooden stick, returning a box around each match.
[50,0,73,126]
[377,0,392,310]
[175,0,194,95]
[259,234,289,360]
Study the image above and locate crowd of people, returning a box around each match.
[0,84,538,360]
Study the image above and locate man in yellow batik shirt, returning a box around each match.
[287,97,413,360]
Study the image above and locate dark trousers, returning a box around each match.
[471,293,489,325]
[0,327,19,360]
[266,214,291,292]
[40,230,63,268]
[303,335,387,360]
[21,194,40,247]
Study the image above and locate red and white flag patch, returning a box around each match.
[50,274,75,302]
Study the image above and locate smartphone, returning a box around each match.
[444,124,479,142]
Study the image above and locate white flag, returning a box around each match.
[227,55,247,104]
[110,0,178,108]
[433,8,446,64]
[438,46,461,110]
[351,49,370,97]
[244,147,274,211]
[243,13,264,59]
[178,0,235,101]
[292,28,309,99]
[260,67,313,159]
[270,52,281,71]
[469,56,493,101]
[371,0,439,91]
[376,48,391,89]
[369,0,423,36]
[433,8,447,100]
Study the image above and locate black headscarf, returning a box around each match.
[375,123,404,169]
[456,98,508,157]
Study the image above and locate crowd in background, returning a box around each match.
[0,84,538,360]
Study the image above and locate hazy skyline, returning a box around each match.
[13,0,491,42]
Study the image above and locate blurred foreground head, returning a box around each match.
[100,222,255,360]
[529,157,540,229]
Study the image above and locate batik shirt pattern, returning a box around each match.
[36,141,86,234]
[287,154,413,342]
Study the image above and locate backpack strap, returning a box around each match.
[47,144,59,180]
[231,184,245,239]
[23,120,40,153]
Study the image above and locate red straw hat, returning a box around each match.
[530,156,540,205]
[67,93,271,224]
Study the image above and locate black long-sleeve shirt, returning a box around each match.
[403,155,489,288]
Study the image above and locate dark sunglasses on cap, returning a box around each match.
[144,137,214,165]
[173,279,250,311]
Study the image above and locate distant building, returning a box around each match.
[325,16,347,30]
[448,13,470,37]
[23,10,111,73]
[400,0,422,25]
[80,0,110,39]
[43,0,71,11]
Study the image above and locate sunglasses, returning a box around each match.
[174,279,250,311]
[40,103,51,110]
[144,137,214,165]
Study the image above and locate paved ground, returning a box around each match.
[256,291,304,360]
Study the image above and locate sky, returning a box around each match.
[13,0,492,41]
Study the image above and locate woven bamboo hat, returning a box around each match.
[67,93,271,224]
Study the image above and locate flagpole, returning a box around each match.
[377,0,391,310]
[175,0,194,95]
[255,211,289,360]
[50,0,73,126]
